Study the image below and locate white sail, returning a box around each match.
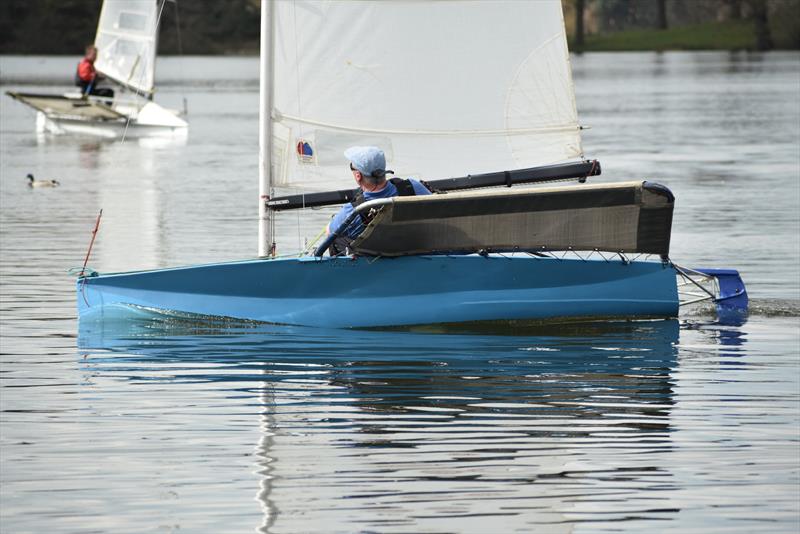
[94,0,159,95]
[271,0,582,191]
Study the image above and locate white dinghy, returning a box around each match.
[7,0,187,139]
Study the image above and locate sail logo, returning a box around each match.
[296,139,315,164]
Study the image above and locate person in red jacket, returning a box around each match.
[75,45,114,100]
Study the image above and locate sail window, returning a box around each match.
[111,39,141,56]
[117,12,148,32]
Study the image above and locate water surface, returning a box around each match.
[1,52,799,533]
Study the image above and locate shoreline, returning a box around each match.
[2,49,798,59]
[2,20,799,57]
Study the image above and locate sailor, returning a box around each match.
[327,146,432,255]
[75,45,114,100]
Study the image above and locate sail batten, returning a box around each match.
[273,0,582,191]
[94,0,159,96]
[277,113,580,137]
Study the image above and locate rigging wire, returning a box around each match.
[172,0,188,116]
[301,224,329,257]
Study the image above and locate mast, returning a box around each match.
[258,0,275,257]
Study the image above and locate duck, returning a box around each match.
[27,173,60,188]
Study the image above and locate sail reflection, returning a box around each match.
[79,317,682,532]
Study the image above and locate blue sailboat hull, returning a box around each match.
[76,255,679,328]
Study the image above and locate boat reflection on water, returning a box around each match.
[35,129,188,149]
[77,314,731,531]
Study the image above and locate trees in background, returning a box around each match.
[575,0,586,50]
[563,0,796,50]
[0,0,260,55]
[749,0,774,49]
[0,0,796,54]
[656,0,668,29]
[0,0,97,55]
[727,0,744,19]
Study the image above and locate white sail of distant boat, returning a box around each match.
[6,0,187,139]
[94,0,159,97]
[75,0,748,328]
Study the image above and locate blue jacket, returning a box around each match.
[328,178,432,238]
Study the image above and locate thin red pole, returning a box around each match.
[80,209,103,277]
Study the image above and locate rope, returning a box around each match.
[67,266,97,277]
[301,224,330,256]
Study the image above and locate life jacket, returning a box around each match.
[350,177,417,226]
[75,58,95,87]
